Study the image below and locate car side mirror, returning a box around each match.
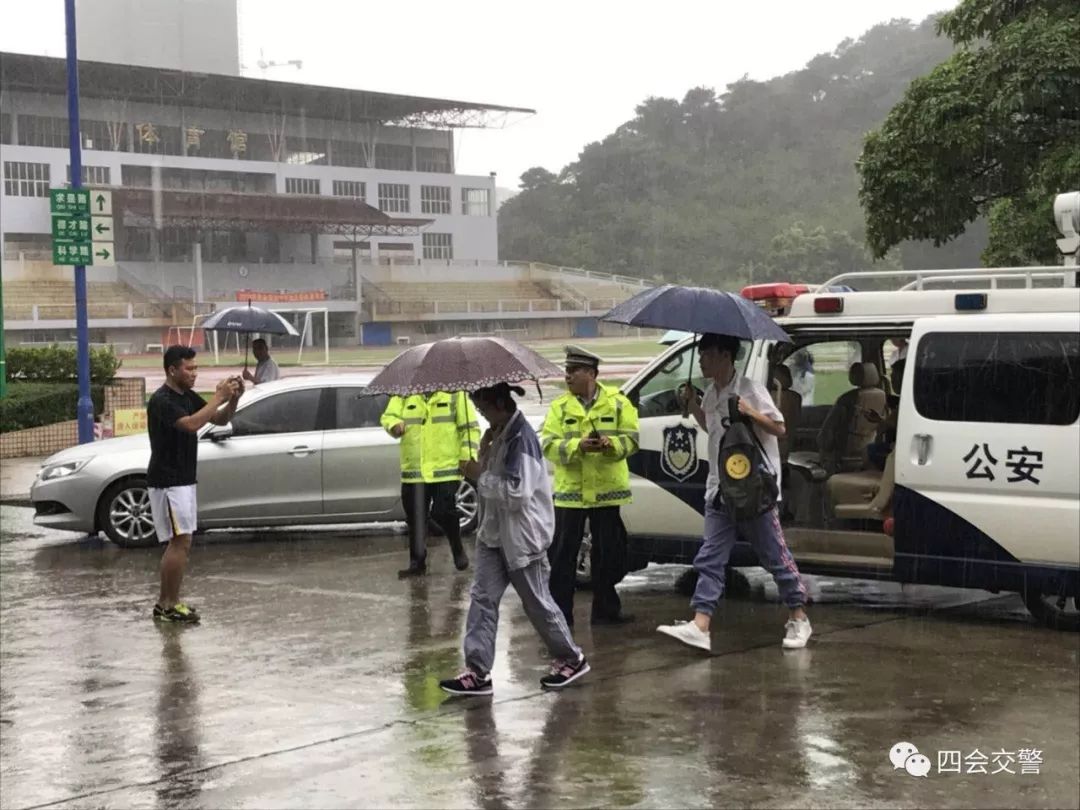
[207,423,233,442]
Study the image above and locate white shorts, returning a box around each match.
[149,485,198,543]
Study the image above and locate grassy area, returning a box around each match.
[118,336,669,369]
[812,371,851,405]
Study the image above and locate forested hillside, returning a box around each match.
[498,16,988,287]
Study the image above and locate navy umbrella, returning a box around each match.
[601,284,791,343]
[602,285,792,416]
[200,301,300,368]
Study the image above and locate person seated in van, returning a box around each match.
[867,359,905,471]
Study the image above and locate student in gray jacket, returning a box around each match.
[440,383,590,696]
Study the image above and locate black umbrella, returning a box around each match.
[200,301,300,368]
[365,336,563,396]
[602,285,793,416]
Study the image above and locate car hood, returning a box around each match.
[42,433,151,467]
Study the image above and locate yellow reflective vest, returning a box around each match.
[380,391,481,484]
[541,382,639,508]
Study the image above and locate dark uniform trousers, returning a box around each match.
[548,505,628,625]
[401,481,463,565]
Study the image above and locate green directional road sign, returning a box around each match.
[50,188,91,215]
[53,240,94,266]
[52,215,91,241]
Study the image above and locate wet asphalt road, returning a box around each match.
[1,505,1077,810]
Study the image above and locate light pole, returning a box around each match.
[65,0,94,442]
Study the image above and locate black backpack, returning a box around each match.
[714,396,779,520]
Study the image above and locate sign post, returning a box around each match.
[65,0,94,444]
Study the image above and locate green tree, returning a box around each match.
[498,16,968,282]
[858,0,1080,263]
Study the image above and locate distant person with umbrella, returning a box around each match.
[381,389,480,577]
[440,383,589,696]
[200,301,299,378]
[542,346,639,627]
[241,338,280,386]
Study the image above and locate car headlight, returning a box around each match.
[39,459,90,481]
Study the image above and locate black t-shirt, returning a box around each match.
[147,385,207,488]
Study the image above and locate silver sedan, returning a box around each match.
[30,374,479,547]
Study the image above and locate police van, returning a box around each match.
[618,265,1080,631]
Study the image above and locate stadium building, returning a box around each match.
[1,1,648,355]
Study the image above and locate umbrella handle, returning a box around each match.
[682,337,697,420]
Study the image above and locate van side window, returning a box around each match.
[914,332,1080,425]
[632,341,749,419]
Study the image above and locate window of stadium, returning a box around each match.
[422,233,453,260]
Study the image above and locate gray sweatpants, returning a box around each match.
[464,543,581,678]
[691,500,808,613]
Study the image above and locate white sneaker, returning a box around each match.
[656,620,711,652]
[782,617,812,649]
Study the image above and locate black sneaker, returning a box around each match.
[539,655,590,690]
[152,603,200,624]
[439,669,493,696]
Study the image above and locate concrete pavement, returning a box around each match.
[0,457,43,506]
[2,504,1077,809]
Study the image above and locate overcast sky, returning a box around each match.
[0,0,953,190]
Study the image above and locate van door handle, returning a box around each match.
[288,445,316,457]
[912,434,932,465]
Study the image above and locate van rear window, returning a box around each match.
[914,332,1080,425]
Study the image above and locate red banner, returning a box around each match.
[235,289,328,302]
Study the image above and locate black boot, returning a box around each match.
[398,559,427,579]
[447,535,469,571]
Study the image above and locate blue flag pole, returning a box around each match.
[65,0,94,443]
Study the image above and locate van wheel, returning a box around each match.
[674,567,698,596]
[1023,590,1080,632]
[97,477,158,548]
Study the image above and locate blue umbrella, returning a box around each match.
[603,285,791,417]
[601,284,791,343]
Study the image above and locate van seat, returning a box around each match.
[827,469,885,520]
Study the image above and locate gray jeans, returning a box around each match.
[464,543,581,678]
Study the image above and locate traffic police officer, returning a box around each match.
[381,390,481,578]
[542,346,639,625]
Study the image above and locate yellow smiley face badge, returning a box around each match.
[725,453,752,480]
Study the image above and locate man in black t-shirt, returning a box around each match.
[148,345,241,623]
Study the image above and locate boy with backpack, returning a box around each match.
[657,333,812,651]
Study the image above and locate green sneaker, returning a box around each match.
[152,603,200,624]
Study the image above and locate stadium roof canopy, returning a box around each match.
[0,51,535,129]
[112,187,433,236]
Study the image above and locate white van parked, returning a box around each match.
[618,266,1080,630]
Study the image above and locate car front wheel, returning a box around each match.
[457,479,478,535]
[97,477,158,548]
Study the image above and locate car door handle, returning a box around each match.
[912,433,932,465]
[288,445,317,457]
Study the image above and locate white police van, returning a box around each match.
[618,265,1080,630]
